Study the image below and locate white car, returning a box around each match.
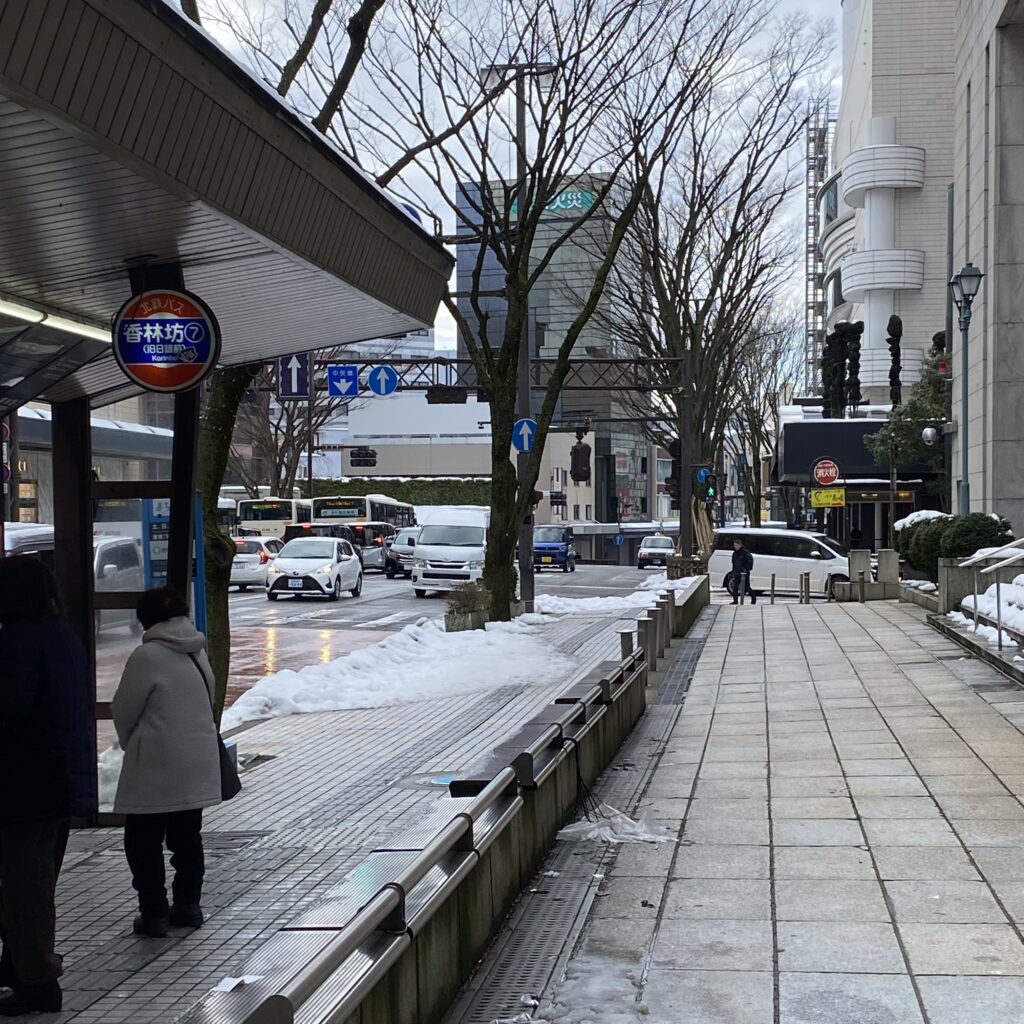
[385,527,421,578]
[637,535,674,569]
[231,536,283,591]
[708,527,852,598]
[411,515,488,597]
[266,537,363,601]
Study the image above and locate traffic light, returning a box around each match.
[705,473,718,505]
[693,464,712,501]
[570,440,592,483]
[666,439,680,508]
[348,446,377,468]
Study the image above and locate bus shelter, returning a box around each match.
[0,0,453,812]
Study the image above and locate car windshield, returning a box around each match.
[642,537,674,549]
[396,530,419,544]
[418,525,486,546]
[534,527,566,543]
[817,535,849,556]
[278,539,335,559]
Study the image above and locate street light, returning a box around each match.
[478,60,557,614]
[949,262,984,515]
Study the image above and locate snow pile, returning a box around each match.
[98,743,124,810]
[959,575,1024,636]
[557,803,673,844]
[894,509,951,532]
[636,572,698,592]
[535,591,672,615]
[534,956,650,1024]
[948,611,1018,649]
[221,616,575,731]
[902,580,937,593]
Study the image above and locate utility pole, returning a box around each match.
[677,350,693,557]
[306,387,314,499]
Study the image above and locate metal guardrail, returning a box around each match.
[959,538,1024,568]
[194,605,668,1024]
[958,542,1024,647]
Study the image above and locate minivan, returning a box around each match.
[410,510,488,597]
[709,528,851,598]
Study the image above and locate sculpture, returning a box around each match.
[841,320,864,410]
[886,314,903,407]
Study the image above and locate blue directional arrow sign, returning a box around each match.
[368,365,399,396]
[512,417,538,453]
[611,533,625,547]
[327,364,359,398]
[277,352,310,400]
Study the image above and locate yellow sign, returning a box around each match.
[811,487,846,508]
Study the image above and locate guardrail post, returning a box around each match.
[770,573,776,605]
[858,570,866,604]
[619,629,634,660]
[973,568,980,629]
[639,616,656,672]
[997,577,1003,651]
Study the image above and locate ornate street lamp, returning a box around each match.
[949,262,984,514]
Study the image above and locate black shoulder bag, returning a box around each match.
[188,653,242,801]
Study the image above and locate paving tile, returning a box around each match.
[956,821,1024,847]
[693,778,768,799]
[841,758,917,776]
[773,846,875,880]
[644,969,773,1024]
[610,842,677,878]
[872,845,981,881]
[591,876,667,919]
[917,975,1024,1023]
[778,972,924,1024]
[885,880,1006,924]
[770,777,849,797]
[773,819,865,846]
[653,919,773,971]
[852,796,942,819]
[698,762,768,780]
[987,881,1024,921]
[920,774,1008,796]
[900,923,1024,975]
[775,879,890,922]
[579,918,656,963]
[935,795,1024,820]
[771,796,856,819]
[671,844,769,879]
[862,818,960,847]
[685,798,769,819]
[968,847,1024,881]
[846,776,929,797]
[769,759,843,777]
[777,922,905,973]
[662,878,771,920]
[681,819,770,845]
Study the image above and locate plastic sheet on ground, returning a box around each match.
[557,803,673,844]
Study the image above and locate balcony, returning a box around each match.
[840,145,926,207]
[820,211,856,274]
[841,249,925,300]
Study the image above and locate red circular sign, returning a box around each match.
[811,458,841,486]
[112,289,221,392]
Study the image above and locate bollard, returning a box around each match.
[738,573,745,606]
[657,599,668,656]
[802,572,811,605]
[659,596,672,649]
[620,629,634,661]
[997,577,1003,651]
[798,574,804,604]
[858,570,866,604]
[770,573,776,605]
[639,616,656,672]
[973,568,979,629]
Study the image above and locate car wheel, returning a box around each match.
[238,584,248,592]
[385,568,396,579]
[329,577,341,601]
[723,574,737,596]
[827,574,848,600]
[267,592,278,601]
[351,573,362,598]
[569,560,576,573]
[562,561,570,573]
[414,588,427,599]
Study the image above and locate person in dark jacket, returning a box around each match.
[730,538,756,605]
[0,556,93,1016]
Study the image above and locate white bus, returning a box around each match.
[237,497,311,538]
[311,494,416,528]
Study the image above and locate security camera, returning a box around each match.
[921,426,940,447]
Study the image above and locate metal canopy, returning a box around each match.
[0,0,453,410]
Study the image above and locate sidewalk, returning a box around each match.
[476,600,1024,1024]
[41,608,640,1024]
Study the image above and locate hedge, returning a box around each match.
[308,477,491,507]
[904,513,1013,581]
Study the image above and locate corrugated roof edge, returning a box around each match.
[144,0,447,255]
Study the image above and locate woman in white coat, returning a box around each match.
[112,588,221,937]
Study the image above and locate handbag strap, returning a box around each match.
[187,652,217,724]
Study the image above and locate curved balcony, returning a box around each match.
[820,211,856,275]
[840,144,925,207]
[841,249,924,300]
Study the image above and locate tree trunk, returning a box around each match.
[196,364,261,721]
[694,502,714,559]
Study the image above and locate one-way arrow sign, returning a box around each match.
[277,352,310,400]
[512,417,537,453]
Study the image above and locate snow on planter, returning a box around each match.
[534,591,676,615]
[894,509,951,531]
[948,610,1018,649]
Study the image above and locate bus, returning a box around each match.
[217,497,238,534]
[237,497,311,538]
[311,494,416,528]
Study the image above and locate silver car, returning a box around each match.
[231,536,282,591]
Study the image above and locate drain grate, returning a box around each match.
[656,606,717,705]
[202,831,269,857]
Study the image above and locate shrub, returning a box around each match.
[939,513,1013,562]
[895,521,921,558]
[445,581,490,615]
[907,517,954,581]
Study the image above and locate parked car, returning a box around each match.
[266,536,363,601]
[385,527,420,579]
[708,527,851,598]
[93,536,145,635]
[3,522,56,568]
[533,524,576,573]
[348,521,397,572]
[637,535,674,569]
[231,536,283,591]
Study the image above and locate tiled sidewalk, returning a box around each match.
[567,601,1024,1023]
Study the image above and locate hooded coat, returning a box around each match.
[112,617,222,815]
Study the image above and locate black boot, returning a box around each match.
[0,952,16,990]
[168,903,204,928]
[132,914,170,938]
[0,981,62,1016]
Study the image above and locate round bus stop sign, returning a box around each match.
[112,289,221,392]
[811,457,841,487]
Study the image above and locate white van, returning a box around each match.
[411,509,489,598]
[708,527,852,598]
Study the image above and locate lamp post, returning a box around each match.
[949,262,984,515]
[479,62,556,613]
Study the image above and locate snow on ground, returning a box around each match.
[636,572,698,592]
[948,611,1018,649]
[534,591,672,615]
[221,616,575,731]
[960,576,1024,635]
[531,955,650,1024]
[902,580,937,593]
[894,509,951,532]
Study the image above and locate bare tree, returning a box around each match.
[594,12,830,556]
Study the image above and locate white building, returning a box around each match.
[820,0,955,402]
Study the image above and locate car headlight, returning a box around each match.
[315,564,334,575]
[467,560,484,570]
[267,565,282,574]
[414,558,427,568]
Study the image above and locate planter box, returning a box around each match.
[444,610,488,632]
[509,600,525,618]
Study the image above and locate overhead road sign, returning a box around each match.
[112,289,220,392]
[278,353,310,400]
[327,364,359,398]
[368,365,399,396]
[512,418,537,453]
